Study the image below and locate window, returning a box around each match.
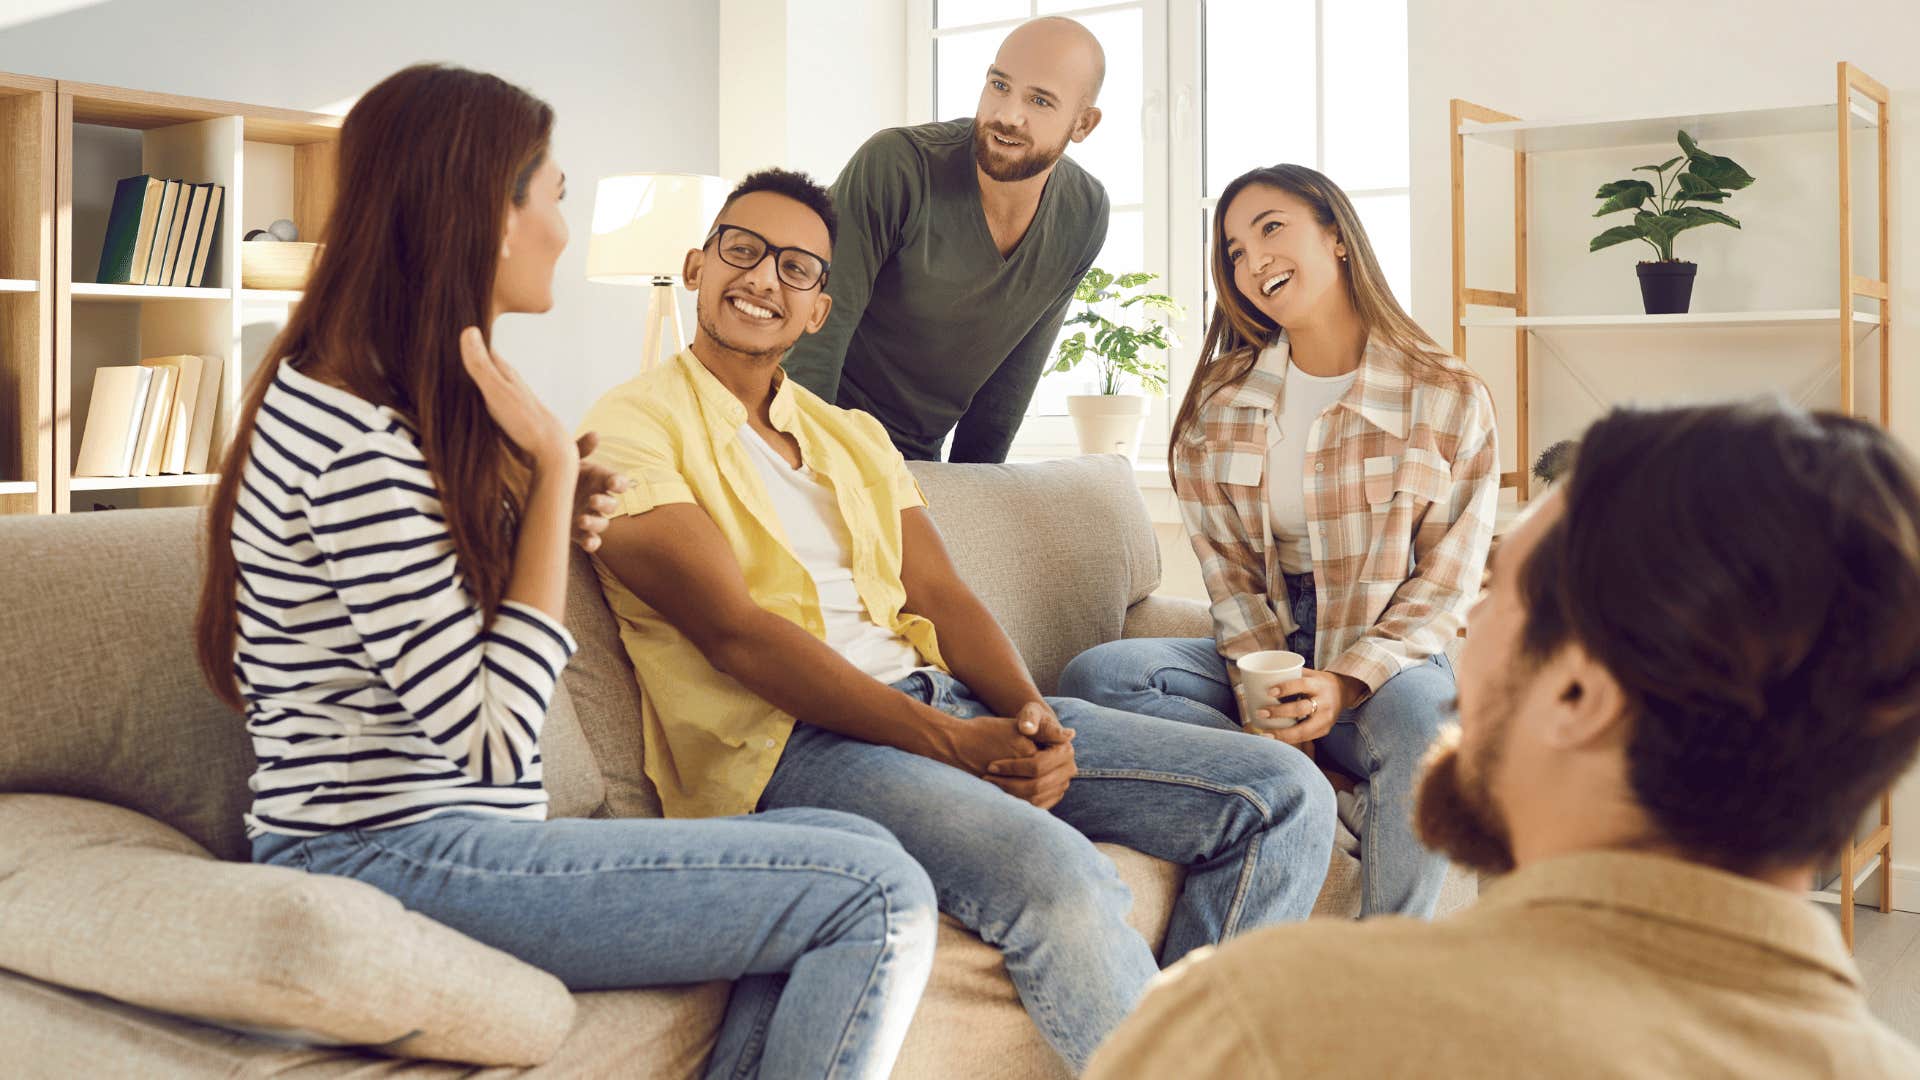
[910,0,1410,460]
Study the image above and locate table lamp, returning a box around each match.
[587,173,730,371]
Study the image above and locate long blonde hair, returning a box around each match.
[1170,164,1477,470]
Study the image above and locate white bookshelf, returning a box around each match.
[51,79,339,514]
[0,481,36,496]
[240,289,302,305]
[70,474,220,492]
[71,283,231,302]
[1452,62,1895,952]
[1458,100,1879,154]
[0,278,36,294]
[1460,309,1884,331]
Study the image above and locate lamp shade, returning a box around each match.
[586,172,730,284]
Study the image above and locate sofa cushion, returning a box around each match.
[2,967,728,1080]
[908,456,1162,693]
[0,509,609,856]
[0,794,576,1066]
[565,547,666,818]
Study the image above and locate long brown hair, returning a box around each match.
[196,64,553,709]
[1170,164,1476,471]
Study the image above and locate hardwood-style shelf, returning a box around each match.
[70,283,232,302]
[240,289,303,304]
[0,73,54,516]
[1460,309,1884,331]
[69,473,219,492]
[1451,61,1894,954]
[24,73,342,517]
[1459,99,1880,154]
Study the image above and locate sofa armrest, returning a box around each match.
[0,794,574,1067]
[1121,594,1212,642]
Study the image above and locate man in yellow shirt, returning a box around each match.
[1088,401,1920,1078]
[582,169,1337,1071]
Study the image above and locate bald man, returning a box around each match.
[782,17,1110,462]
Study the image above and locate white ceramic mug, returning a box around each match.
[1236,650,1306,730]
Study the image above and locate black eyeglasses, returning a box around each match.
[703,225,831,291]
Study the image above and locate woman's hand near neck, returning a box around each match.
[1283,290,1369,378]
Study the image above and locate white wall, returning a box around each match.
[718,0,907,188]
[1409,0,1920,903]
[0,0,720,426]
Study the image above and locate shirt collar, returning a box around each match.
[674,347,799,434]
[1479,851,1862,990]
[1222,332,1411,439]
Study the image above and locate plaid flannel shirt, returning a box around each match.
[1171,334,1499,697]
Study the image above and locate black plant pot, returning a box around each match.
[1637,261,1698,315]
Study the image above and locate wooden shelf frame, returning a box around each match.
[37,76,339,513]
[1452,62,1894,508]
[1,73,55,515]
[1451,62,1894,952]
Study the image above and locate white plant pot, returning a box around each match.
[1067,394,1150,461]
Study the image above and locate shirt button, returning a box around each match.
[1314,462,1326,473]
[764,738,776,749]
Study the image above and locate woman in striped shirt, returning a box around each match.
[194,64,935,1079]
[1061,164,1499,920]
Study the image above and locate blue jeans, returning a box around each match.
[756,671,1335,1071]
[253,808,937,1080]
[1058,638,1454,919]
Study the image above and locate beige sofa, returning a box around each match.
[0,455,1474,1078]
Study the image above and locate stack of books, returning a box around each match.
[95,175,227,287]
[73,356,225,478]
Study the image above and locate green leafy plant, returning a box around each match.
[1050,268,1182,395]
[1589,130,1755,262]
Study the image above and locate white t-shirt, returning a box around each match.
[1266,349,1360,575]
[739,424,928,686]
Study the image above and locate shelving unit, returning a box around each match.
[70,474,221,492]
[0,74,344,514]
[1451,61,1894,950]
[70,283,232,302]
[0,72,55,515]
[1460,309,1881,332]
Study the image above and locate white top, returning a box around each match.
[739,424,928,685]
[236,364,578,838]
[1265,348,1360,575]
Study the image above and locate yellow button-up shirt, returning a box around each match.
[579,348,948,819]
[1088,851,1919,1078]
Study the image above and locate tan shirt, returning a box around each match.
[1088,852,1919,1079]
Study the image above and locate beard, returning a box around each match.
[973,121,1072,182]
[1413,709,1518,878]
[696,302,793,365]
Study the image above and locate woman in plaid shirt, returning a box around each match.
[1060,164,1499,918]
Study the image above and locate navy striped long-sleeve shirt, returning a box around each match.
[234,362,577,837]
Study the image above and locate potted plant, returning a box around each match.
[1590,130,1754,314]
[1051,268,1181,461]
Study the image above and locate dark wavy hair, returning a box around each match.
[1518,399,1920,872]
[196,64,553,710]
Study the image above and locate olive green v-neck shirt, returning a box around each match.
[782,119,1108,462]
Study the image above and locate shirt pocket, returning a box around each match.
[1360,448,1453,582]
[1214,441,1267,489]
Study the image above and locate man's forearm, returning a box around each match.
[708,607,959,759]
[912,585,1044,718]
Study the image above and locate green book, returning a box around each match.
[96,175,164,285]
